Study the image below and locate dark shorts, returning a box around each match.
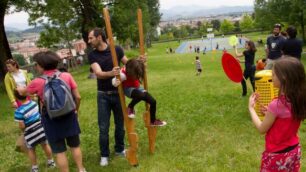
[49,135,80,154]
[197,69,202,72]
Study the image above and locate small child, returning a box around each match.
[256,58,266,71]
[248,57,306,171]
[195,56,202,76]
[14,90,55,172]
[112,59,166,126]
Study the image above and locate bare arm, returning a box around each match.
[265,38,269,58]
[72,88,81,112]
[121,55,128,65]
[265,47,269,59]
[248,93,276,134]
[91,63,120,79]
[234,46,244,58]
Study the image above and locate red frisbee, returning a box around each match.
[221,52,243,83]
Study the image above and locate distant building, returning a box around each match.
[72,40,87,55]
[16,47,48,63]
[56,49,74,59]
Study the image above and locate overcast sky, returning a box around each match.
[5,0,254,29]
[160,0,254,9]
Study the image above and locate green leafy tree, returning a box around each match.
[254,0,305,42]
[146,0,161,47]
[111,0,149,47]
[220,19,234,34]
[198,22,209,37]
[211,20,221,31]
[240,14,254,31]
[13,54,26,66]
[159,32,174,40]
[234,21,240,32]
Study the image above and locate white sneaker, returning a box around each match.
[127,108,136,119]
[115,150,126,157]
[100,157,109,166]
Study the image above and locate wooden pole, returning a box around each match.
[103,8,138,166]
[137,8,157,154]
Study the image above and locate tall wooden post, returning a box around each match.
[103,8,138,166]
[137,9,157,154]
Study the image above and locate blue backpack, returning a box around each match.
[41,71,76,119]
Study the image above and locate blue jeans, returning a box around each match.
[97,91,125,157]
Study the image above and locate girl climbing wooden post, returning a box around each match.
[103,8,138,166]
[137,8,157,154]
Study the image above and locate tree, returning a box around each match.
[240,13,254,31]
[146,0,161,47]
[31,0,82,51]
[0,0,13,80]
[13,54,26,66]
[198,22,209,37]
[220,19,234,34]
[254,0,305,42]
[18,0,103,48]
[112,0,150,47]
[211,19,221,31]
[234,21,240,32]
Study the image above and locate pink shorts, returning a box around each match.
[260,144,301,172]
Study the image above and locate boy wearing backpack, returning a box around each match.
[14,90,55,172]
[17,51,86,172]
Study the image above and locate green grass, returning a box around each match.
[1,34,306,172]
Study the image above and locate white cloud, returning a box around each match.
[4,11,30,29]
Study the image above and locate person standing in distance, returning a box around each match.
[281,26,303,60]
[265,24,286,69]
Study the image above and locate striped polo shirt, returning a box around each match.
[15,100,40,125]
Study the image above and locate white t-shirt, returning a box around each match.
[12,70,27,87]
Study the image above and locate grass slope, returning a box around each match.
[1,36,306,172]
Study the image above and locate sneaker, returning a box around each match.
[100,157,109,166]
[47,160,56,168]
[31,167,39,172]
[115,150,126,157]
[127,107,135,118]
[79,169,87,172]
[150,119,167,127]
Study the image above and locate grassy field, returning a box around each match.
[1,35,306,171]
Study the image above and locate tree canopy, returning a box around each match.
[0,0,161,80]
[254,0,305,42]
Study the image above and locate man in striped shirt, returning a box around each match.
[14,90,55,172]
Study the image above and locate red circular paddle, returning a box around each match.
[221,52,243,83]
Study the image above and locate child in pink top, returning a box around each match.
[248,57,306,172]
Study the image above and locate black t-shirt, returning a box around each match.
[267,35,286,60]
[282,38,303,59]
[243,50,255,69]
[88,45,124,91]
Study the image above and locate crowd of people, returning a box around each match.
[4,28,167,171]
[233,23,305,171]
[3,23,306,172]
